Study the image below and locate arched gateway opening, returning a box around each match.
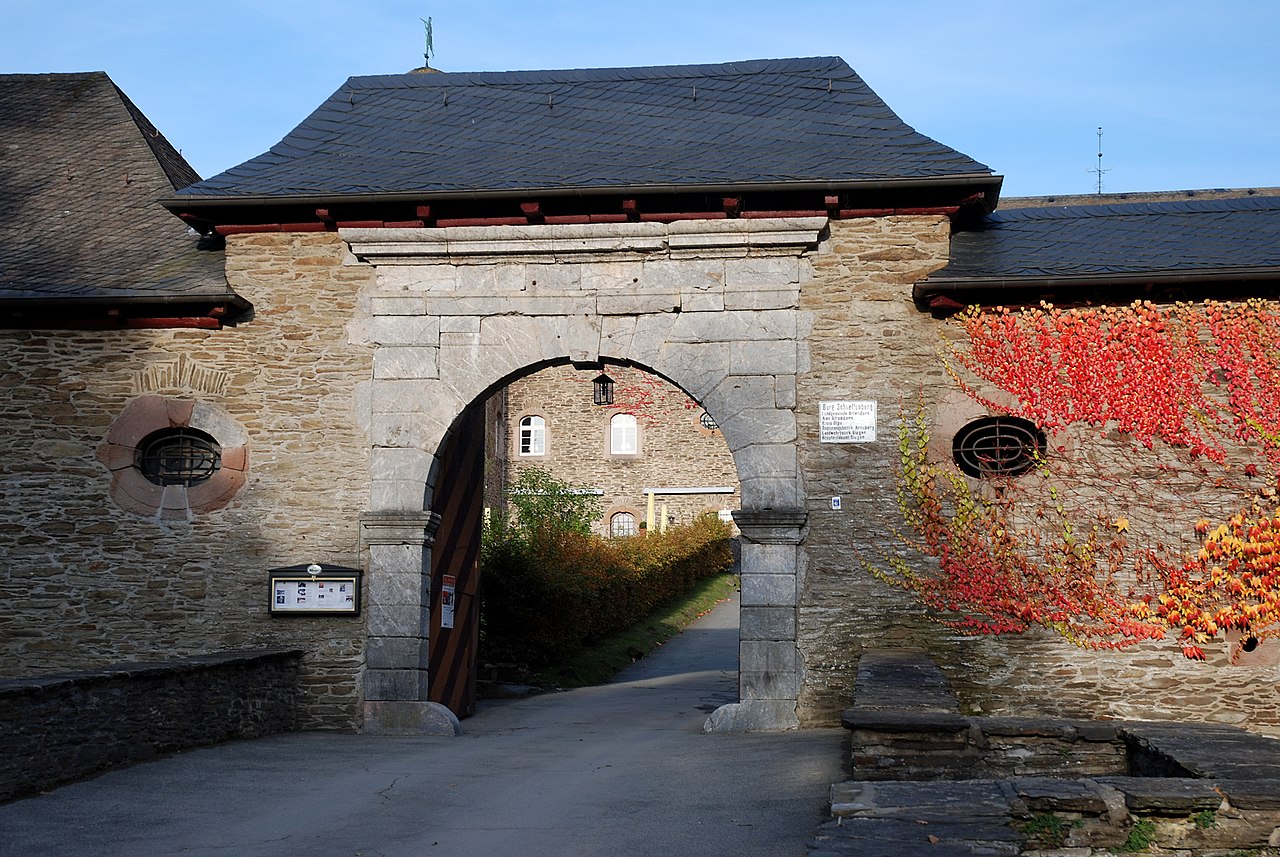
[430,359,744,717]
[353,218,821,734]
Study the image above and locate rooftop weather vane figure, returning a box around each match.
[421,16,434,67]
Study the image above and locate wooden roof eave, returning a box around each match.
[914,267,1280,316]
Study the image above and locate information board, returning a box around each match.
[268,564,362,616]
[819,400,877,443]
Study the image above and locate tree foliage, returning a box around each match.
[501,464,601,538]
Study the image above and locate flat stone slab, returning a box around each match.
[979,718,1078,739]
[831,780,1015,820]
[1216,778,1280,810]
[1011,777,1117,815]
[1094,776,1224,813]
[1125,722,1280,780]
[852,649,960,713]
[843,708,971,733]
[812,817,1023,857]
[1072,721,1123,742]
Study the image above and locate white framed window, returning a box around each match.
[609,413,638,455]
[518,415,545,456]
[610,511,638,537]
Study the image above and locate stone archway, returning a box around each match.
[348,218,824,733]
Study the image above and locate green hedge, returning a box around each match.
[480,513,734,667]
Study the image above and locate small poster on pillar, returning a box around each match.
[440,575,456,629]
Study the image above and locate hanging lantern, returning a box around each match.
[592,372,615,406]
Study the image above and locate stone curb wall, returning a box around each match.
[825,776,1280,853]
[0,649,304,802]
[821,649,1280,855]
[844,709,1130,781]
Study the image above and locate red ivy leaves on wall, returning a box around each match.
[875,398,1167,649]
[605,370,700,427]
[949,299,1280,468]
[877,300,1280,660]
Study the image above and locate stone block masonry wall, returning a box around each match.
[795,218,1280,732]
[0,650,302,802]
[348,218,820,731]
[0,233,374,729]
[502,363,740,533]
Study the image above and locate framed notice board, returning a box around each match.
[268,564,362,616]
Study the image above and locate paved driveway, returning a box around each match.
[0,592,845,857]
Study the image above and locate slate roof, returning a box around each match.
[174,57,997,204]
[929,195,1280,284]
[0,72,245,315]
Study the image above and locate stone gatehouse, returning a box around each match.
[4,60,1280,734]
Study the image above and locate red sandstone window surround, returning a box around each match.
[96,396,248,519]
[609,511,638,537]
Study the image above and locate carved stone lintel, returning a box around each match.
[360,511,443,547]
[341,217,828,266]
[732,508,807,545]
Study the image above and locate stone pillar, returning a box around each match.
[705,507,807,732]
[359,510,461,735]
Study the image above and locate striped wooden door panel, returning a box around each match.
[427,406,484,718]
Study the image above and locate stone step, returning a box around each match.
[811,817,1023,857]
[1126,722,1280,780]
[850,649,960,713]
[831,779,1015,820]
[1093,776,1223,813]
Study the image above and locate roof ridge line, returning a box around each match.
[990,194,1280,223]
[343,56,849,88]
[109,80,203,191]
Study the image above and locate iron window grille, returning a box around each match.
[952,416,1045,478]
[699,411,718,430]
[136,427,222,487]
[610,511,638,537]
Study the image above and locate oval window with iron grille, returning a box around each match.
[135,427,222,487]
[952,417,1045,478]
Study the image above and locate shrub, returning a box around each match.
[481,511,733,668]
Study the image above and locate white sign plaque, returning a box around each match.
[819,400,877,443]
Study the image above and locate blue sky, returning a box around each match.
[7,1,1279,198]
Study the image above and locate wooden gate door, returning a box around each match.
[427,406,484,718]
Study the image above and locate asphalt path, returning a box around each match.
[0,591,846,857]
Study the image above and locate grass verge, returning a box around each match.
[529,572,740,688]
